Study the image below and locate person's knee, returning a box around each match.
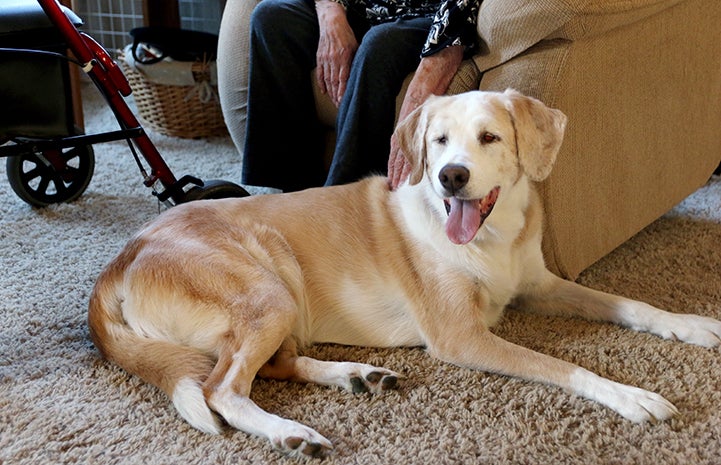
[251,0,310,30]
[354,25,396,64]
[251,0,318,51]
[354,22,426,72]
[348,26,422,90]
[250,0,282,30]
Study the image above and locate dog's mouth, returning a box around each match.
[443,186,500,245]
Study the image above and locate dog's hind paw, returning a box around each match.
[336,363,401,394]
[272,427,333,459]
[288,357,402,394]
[349,370,399,394]
[284,435,333,459]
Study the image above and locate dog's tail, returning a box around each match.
[87,243,221,434]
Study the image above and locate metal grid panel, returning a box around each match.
[73,0,225,52]
[74,0,144,52]
[179,0,224,34]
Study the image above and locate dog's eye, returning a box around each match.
[435,135,448,145]
[480,132,499,144]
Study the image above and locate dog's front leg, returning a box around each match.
[426,328,678,423]
[516,271,721,348]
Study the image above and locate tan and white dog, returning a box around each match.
[89,89,721,458]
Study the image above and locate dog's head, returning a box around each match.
[394,89,567,245]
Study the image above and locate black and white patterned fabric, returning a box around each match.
[331,0,481,57]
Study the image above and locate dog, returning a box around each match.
[89,89,721,458]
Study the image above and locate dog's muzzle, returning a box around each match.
[443,186,500,245]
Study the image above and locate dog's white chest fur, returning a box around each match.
[393,180,533,317]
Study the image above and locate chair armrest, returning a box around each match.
[473,0,684,73]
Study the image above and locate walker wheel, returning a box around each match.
[179,179,251,203]
[6,143,95,207]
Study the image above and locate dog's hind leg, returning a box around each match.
[201,290,333,459]
[515,270,721,348]
[258,339,401,394]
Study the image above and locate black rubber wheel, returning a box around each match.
[6,143,95,207]
[178,179,251,203]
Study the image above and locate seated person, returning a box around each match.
[227,0,480,192]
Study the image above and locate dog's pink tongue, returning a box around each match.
[446,198,482,245]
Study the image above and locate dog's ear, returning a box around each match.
[503,88,567,182]
[394,97,436,186]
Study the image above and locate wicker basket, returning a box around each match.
[119,57,227,139]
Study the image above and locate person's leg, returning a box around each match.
[242,0,325,192]
[325,17,433,186]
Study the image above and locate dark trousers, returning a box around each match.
[243,0,432,192]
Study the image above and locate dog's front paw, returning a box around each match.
[658,313,721,348]
[610,384,679,423]
[618,302,721,347]
[572,369,679,423]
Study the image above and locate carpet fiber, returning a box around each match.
[2,82,720,464]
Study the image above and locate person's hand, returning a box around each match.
[387,45,464,190]
[388,134,412,190]
[316,0,358,107]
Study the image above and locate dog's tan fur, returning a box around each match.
[89,89,721,458]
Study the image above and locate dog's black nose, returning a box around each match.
[439,164,470,193]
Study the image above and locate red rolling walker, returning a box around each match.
[0,0,249,207]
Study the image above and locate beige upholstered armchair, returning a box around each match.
[218,0,721,279]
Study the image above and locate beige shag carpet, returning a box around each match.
[1,82,720,465]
